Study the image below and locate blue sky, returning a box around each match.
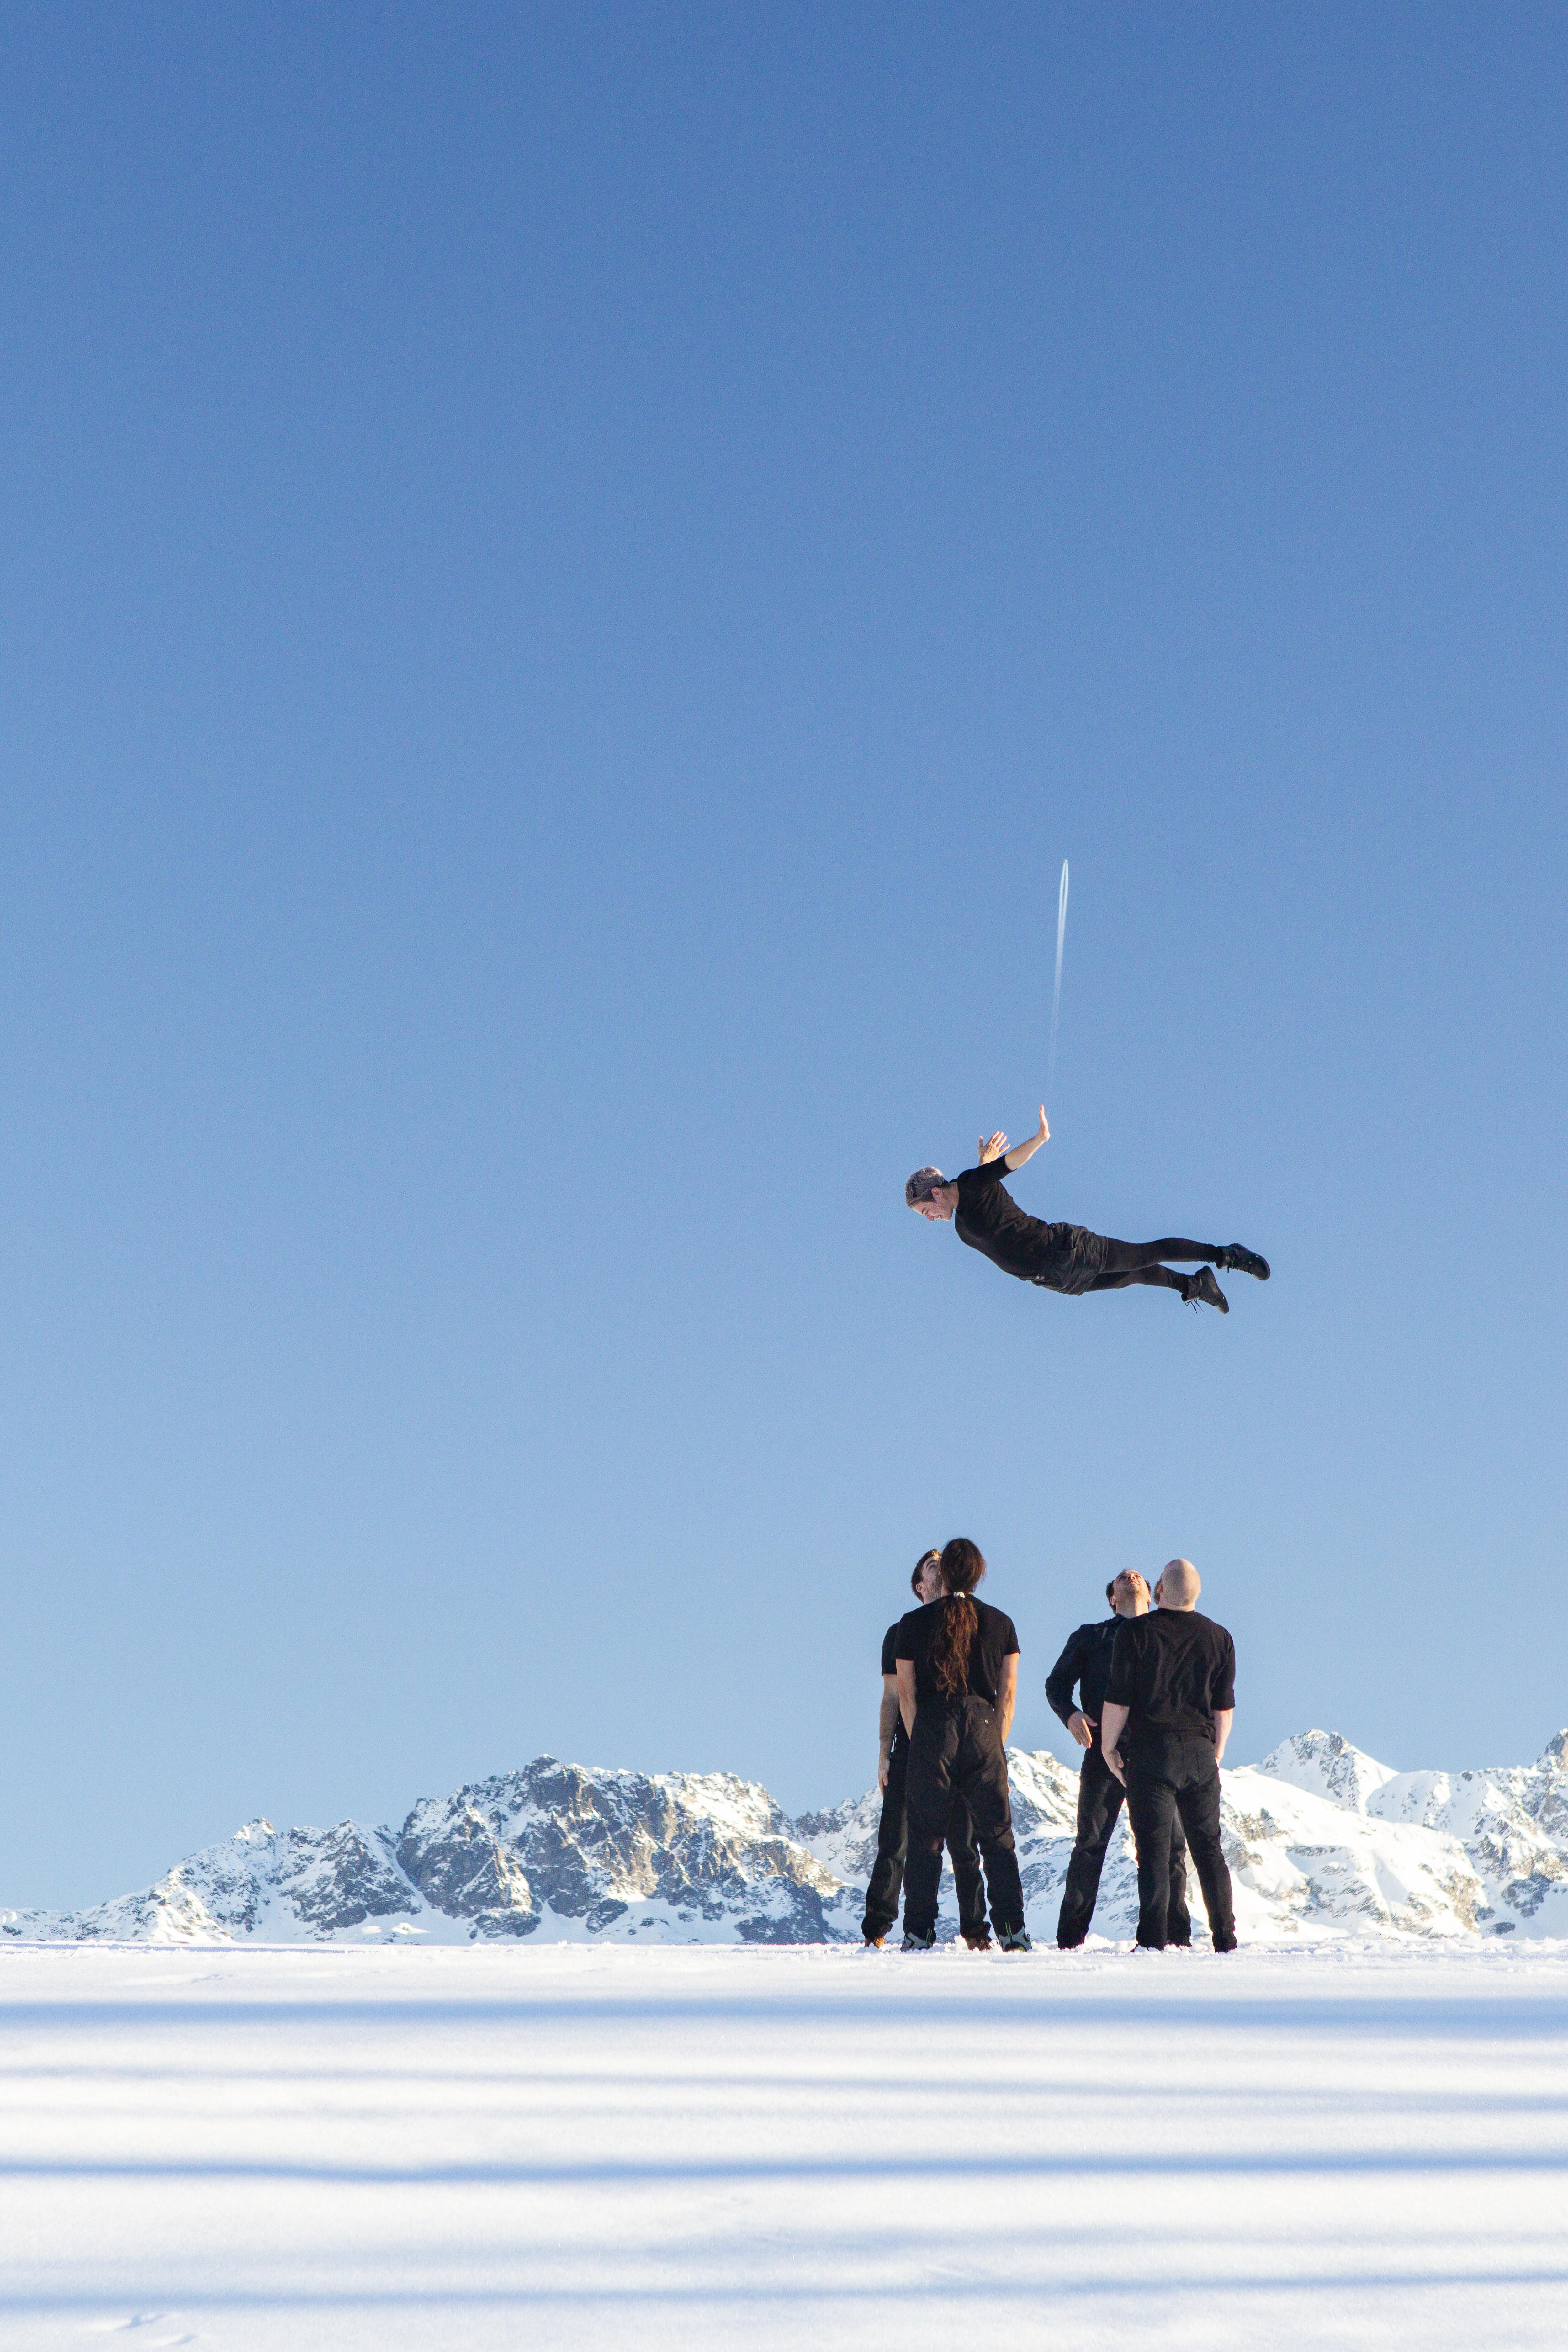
[2,5,1565,1908]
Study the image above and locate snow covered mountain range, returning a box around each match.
[5,1729,1566,1946]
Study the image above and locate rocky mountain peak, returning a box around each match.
[5,1733,1567,1948]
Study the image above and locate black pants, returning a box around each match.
[1057,1741,1189,1947]
[862,1735,987,1941]
[1124,1732,1236,1950]
[1085,1237,1226,1295]
[903,1695,1026,1939]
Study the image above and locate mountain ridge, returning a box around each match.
[5,1729,1566,1947]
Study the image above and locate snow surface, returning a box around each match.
[3,1939,1566,2349]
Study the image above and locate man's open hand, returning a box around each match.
[1103,1747,1126,1787]
[1035,1105,1050,1143]
[977,1131,1007,1163]
[1068,1710,1094,1750]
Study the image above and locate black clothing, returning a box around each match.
[1125,1732,1235,1949]
[894,1597,1019,1705]
[1105,1608,1236,1743]
[1045,1617,1123,1735]
[861,1735,987,1942]
[951,1162,1108,1294]
[950,1162,1233,1299]
[903,1693,1026,1940]
[1056,1742,1188,1948]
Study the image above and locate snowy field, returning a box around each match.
[3,1941,1567,2350]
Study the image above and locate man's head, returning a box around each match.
[1106,1570,1151,1619]
[912,1550,943,1604]
[905,1168,959,1222]
[1154,1557,1201,1611]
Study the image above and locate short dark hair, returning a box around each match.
[912,1549,942,1597]
[1105,1579,1118,1605]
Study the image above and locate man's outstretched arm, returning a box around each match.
[1002,1106,1049,1174]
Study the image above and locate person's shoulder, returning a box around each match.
[883,1619,902,1647]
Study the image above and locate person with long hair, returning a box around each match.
[905,1106,1269,1314]
[861,1551,988,1949]
[894,1538,1031,1951]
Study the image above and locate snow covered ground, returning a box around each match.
[3,1940,1566,2349]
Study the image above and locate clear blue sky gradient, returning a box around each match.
[2,7,1564,1907]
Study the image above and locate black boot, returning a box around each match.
[1216,1244,1269,1281]
[1182,1267,1229,1313]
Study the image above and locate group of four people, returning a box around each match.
[863,1538,1238,1952]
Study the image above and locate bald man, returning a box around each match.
[1099,1559,1237,1952]
[1046,1569,1189,1949]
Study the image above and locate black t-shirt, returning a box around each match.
[1105,1608,1236,1741]
[880,1621,900,1677]
[895,1597,1020,1704]
[952,1161,1063,1282]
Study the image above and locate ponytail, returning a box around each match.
[930,1538,986,1696]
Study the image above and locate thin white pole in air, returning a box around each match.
[1046,859,1069,1110]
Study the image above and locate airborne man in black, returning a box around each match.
[905,1106,1268,1313]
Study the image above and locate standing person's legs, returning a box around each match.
[861,1738,910,1943]
[946,1797,990,1944]
[1124,1740,1183,1947]
[1172,1741,1236,1951]
[954,1698,1026,1936]
[1057,1744,1125,1947]
[902,1706,961,1941]
[1167,1813,1193,1946]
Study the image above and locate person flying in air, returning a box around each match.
[905,1107,1269,1313]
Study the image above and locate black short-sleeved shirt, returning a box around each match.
[895,1598,1020,1705]
[1105,1608,1236,1742]
[880,1621,901,1678]
[951,1161,1063,1282]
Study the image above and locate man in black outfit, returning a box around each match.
[905,1105,1269,1313]
[862,1552,989,1949]
[895,1545,1030,1952]
[1100,1558,1237,1951]
[1046,1570,1189,1948]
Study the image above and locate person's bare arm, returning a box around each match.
[896,1658,917,1740]
[1003,1105,1050,1174]
[877,1676,900,1789]
[1211,1707,1234,1766]
[1100,1700,1130,1785]
[995,1654,1019,1745]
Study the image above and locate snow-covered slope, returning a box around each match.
[5,1731,1566,1946]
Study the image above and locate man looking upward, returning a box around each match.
[1046,1571,1189,1949]
[905,1108,1269,1313]
[1100,1558,1237,1952]
[862,1552,988,1950]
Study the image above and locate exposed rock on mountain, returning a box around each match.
[4,1731,1566,1946]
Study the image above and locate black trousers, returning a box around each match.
[903,1695,1026,1939]
[862,1735,986,1940]
[1124,1732,1236,1950]
[1057,1741,1189,1947]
